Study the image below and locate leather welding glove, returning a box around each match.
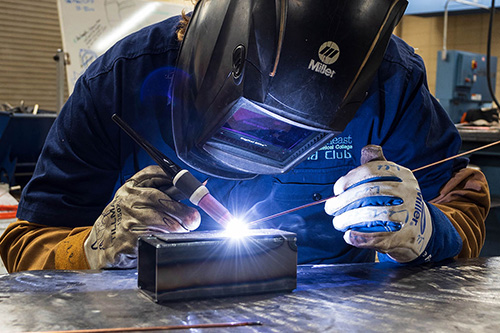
[84,165,201,269]
[324,145,433,263]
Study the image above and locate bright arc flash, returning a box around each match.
[224,218,250,239]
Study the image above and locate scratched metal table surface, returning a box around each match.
[1,257,500,333]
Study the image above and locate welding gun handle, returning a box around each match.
[165,186,188,202]
[172,170,208,205]
[110,114,232,225]
[173,170,233,227]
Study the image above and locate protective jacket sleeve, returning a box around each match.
[429,167,489,258]
[0,220,91,272]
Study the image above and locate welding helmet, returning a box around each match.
[171,0,408,179]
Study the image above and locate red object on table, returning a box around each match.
[0,205,17,219]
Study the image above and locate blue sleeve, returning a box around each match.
[17,17,182,228]
[16,76,122,228]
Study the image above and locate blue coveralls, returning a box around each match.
[17,16,465,264]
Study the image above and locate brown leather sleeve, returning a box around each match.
[429,167,490,258]
[0,220,91,272]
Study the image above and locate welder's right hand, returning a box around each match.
[84,165,201,269]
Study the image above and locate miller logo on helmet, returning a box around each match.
[307,41,339,78]
[318,41,340,64]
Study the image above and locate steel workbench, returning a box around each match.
[1,257,500,332]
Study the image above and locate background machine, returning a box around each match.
[436,50,498,124]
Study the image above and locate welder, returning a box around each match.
[0,0,490,271]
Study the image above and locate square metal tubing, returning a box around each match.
[138,229,297,302]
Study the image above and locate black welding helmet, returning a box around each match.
[171,0,408,179]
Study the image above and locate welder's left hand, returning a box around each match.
[84,165,201,269]
[324,145,433,263]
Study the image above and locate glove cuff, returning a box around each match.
[55,227,92,270]
[379,203,462,265]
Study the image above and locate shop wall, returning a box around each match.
[397,12,500,99]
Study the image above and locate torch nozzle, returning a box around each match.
[197,193,234,228]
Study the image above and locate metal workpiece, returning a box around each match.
[138,229,298,302]
[2,257,500,332]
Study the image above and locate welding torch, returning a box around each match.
[111,114,233,228]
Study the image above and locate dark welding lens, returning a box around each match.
[205,100,322,162]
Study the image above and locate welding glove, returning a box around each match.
[324,145,433,263]
[84,165,201,269]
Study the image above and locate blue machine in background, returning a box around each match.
[437,50,500,257]
[0,111,56,187]
[435,50,497,123]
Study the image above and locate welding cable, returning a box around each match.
[0,205,17,219]
[111,114,181,178]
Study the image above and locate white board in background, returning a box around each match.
[57,0,193,94]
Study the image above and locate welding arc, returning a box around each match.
[32,321,263,333]
[249,139,500,225]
